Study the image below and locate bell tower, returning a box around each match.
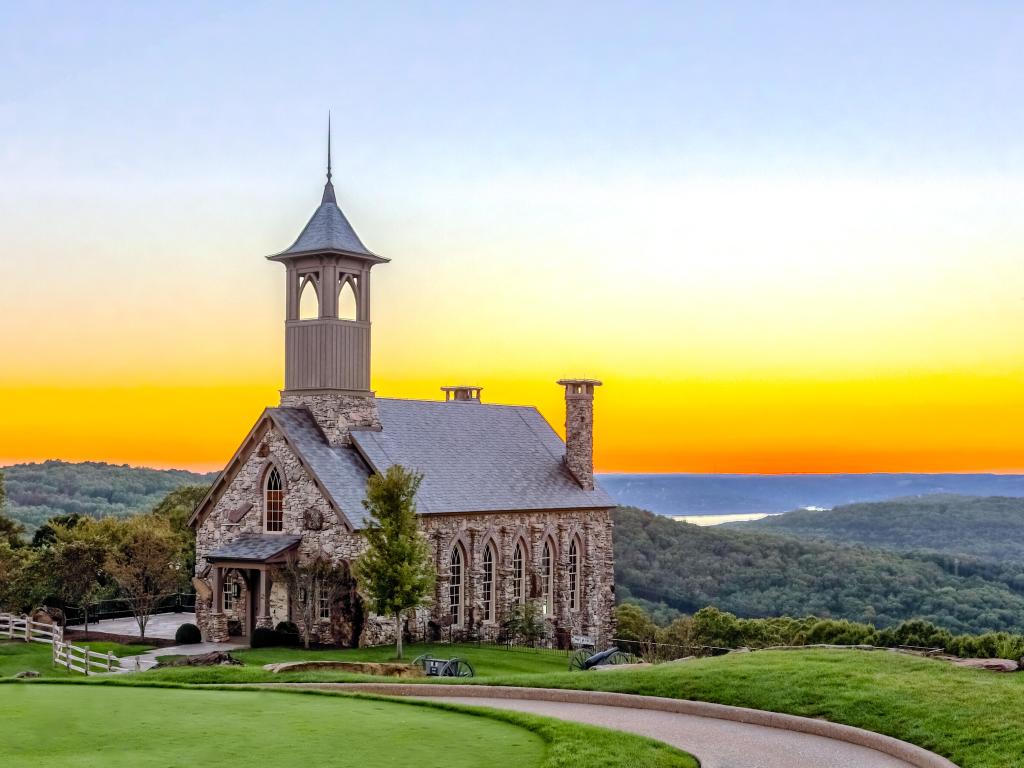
[269,119,387,444]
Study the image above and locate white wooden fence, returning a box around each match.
[0,611,148,675]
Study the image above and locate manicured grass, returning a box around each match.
[478,649,1024,768]
[0,641,154,679]
[0,681,698,768]
[0,683,546,768]
[147,641,569,684]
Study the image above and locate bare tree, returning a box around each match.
[105,518,180,639]
[275,547,348,649]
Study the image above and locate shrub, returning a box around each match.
[174,622,202,644]
[251,627,300,648]
[275,621,300,636]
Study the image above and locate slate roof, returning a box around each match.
[271,180,381,259]
[206,533,301,562]
[351,398,616,515]
[269,407,373,527]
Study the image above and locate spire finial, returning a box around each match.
[327,111,332,183]
[321,111,337,205]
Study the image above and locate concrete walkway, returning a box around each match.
[67,612,197,640]
[299,684,957,768]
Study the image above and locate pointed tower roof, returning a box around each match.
[269,117,386,263]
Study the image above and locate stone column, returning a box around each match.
[556,379,602,490]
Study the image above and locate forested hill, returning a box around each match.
[736,495,1024,563]
[613,506,1024,635]
[2,460,215,532]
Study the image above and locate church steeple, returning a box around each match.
[268,125,389,407]
[322,112,336,205]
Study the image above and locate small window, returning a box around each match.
[318,590,330,621]
[482,544,495,622]
[449,546,463,625]
[223,579,236,610]
[512,542,525,605]
[265,468,284,532]
[541,540,554,615]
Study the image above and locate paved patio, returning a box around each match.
[67,612,199,640]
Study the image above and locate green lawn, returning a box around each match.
[147,642,568,684]
[0,682,697,768]
[479,648,1024,768]
[1,641,154,679]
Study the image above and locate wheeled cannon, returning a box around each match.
[412,654,475,677]
[568,646,638,671]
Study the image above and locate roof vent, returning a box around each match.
[441,385,483,403]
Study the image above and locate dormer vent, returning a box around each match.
[441,385,483,403]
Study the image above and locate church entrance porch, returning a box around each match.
[202,534,301,643]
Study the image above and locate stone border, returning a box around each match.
[324,683,959,768]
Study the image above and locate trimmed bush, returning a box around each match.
[251,627,300,648]
[174,622,202,644]
[276,621,300,636]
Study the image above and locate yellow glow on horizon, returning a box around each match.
[3,173,1024,474]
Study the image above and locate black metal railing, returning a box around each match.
[64,592,196,626]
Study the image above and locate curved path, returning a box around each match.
[296,684,958,768]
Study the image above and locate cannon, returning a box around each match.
[412,654,475,677]
[568,646,638,671]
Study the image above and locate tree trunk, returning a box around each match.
[395,612,403,659]
[83,606,89,637]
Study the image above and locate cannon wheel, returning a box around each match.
[606,651,637,665]
[568,649,590,671]
[411,654,429,669]
[442,658,474,677]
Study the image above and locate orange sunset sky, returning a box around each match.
[3,5,1024,474]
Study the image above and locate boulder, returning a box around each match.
[14,670,40,678]
[261,660,425,678]
[954,657,1019,673]
[161,651,242,668]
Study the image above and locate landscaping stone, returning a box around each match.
[953,657,1019,672]
[161,651,243,667]
[262,660,426,678]
[14,670,40,678]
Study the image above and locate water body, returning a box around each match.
[600,473,1024,521]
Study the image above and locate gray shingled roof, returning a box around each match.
[270,407,373,527]
[207,533,301,562]
[264,399,614,530]
[273,181,378,258]
[351,399,616,515]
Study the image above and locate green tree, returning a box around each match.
[151,484,208,588]
[47,527,110,634]
[0,470,26,548]
[105,517,181,639]
[354,466,434,659]
[31,513,84,548]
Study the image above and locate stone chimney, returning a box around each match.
[557,378,602,490]
[441,385,483,403]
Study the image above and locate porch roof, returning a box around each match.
[206,534,302,564]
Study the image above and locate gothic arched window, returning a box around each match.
[482,543,496,622]
[512,541,525,605]
[449,545,464,625]
[299,276,319,320]
[569,537,581,612]
[541,539,554,616]
[265,467,284,532]
[338,277,358,321]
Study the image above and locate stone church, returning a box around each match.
[188,147,616,647]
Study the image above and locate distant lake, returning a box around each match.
[599,473,1024,520]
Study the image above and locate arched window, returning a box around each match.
[541,539,554,615]
[449,545,463,625]
[482,543,496,622]
[338,277,358,321]
[568,538,581,612]
[265,467,284,532]
[512,541,525,605]
[299,276,319,320]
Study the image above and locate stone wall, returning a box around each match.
[195,423,615,647]
[279,390,380,446]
